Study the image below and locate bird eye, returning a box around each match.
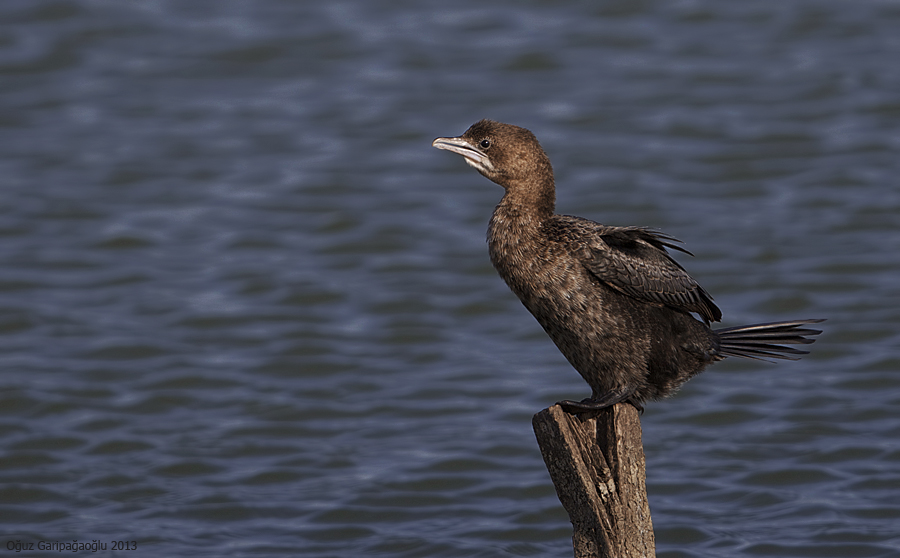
[479,139,491,149]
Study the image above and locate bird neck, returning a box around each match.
[497,175,556,222]
[487,175,556,279]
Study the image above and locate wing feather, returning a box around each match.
[552,218,722,323]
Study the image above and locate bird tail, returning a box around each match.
[714,319,825,361]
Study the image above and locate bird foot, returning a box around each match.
[556,397,613,413]
[556,390,643,414]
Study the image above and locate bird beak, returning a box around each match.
[432,136,495,173]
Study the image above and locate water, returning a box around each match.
[1,0,898,556]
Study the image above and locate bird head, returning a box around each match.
[432,119,553,190]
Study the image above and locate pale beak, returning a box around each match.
[432,136,494,173]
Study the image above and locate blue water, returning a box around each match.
[1,0,899,556]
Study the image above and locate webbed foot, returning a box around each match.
[557,388,640,414]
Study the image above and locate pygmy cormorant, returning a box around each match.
[433,119,823,412]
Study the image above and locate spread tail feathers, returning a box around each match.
[715,319,825,361]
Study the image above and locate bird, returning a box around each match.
[432,119,823,413]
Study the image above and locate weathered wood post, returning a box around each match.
[533,403,655,558]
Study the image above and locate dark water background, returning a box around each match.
[1,1,899,556]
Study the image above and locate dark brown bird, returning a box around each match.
[433,119,823,412]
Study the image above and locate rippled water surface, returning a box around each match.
[1,1,899,556]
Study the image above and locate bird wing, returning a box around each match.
[568,221,722,323]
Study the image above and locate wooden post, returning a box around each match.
[532,403,655,558]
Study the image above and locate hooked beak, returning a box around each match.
[432,136,494,173]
